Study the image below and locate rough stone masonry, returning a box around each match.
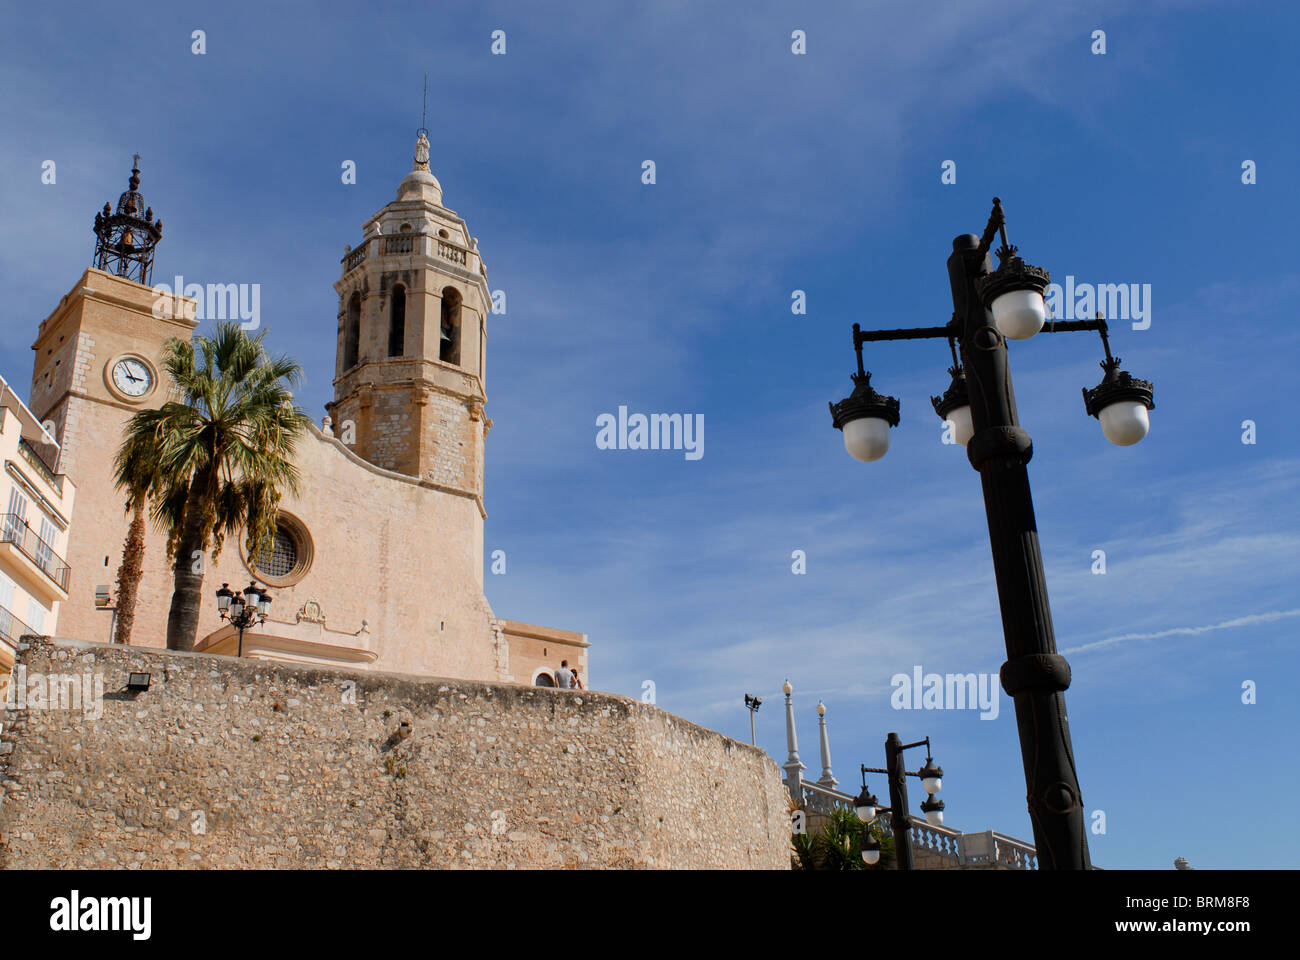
[0,638,790,869]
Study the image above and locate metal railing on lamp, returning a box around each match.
[852,733,945,869]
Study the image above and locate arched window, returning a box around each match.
[439,287,461,365]
[388,284,406,357]
[343,291,361,370]
[533,670,555,687]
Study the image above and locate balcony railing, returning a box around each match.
[437,240,468,265]
[0,513,70,590]
[0,602,35,645]
[342,242,368,273]
[18,436,58,487]
[383,235,416,255]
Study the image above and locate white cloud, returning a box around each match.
[1061,608,1300,656]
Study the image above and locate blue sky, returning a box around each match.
[2,0,1298,868]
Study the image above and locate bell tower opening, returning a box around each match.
[388,284,406,358]
[439,287,461,366]
[343,291,360,371]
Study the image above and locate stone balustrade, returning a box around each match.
[797,780,1040,870]
[382,235,416,255]
[341,236,478,276]
[437,240,468,265]
[342,242,368,273]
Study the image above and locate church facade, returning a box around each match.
[23,136,587,686]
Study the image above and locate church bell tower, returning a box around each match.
[326,131,492,504]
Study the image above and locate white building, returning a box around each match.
[0,374,76,693]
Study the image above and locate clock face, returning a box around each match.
[112,357,154,398]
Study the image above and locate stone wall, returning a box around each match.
[0,637,790,869]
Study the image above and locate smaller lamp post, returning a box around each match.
[855,733,945,870]
[853,779,884,865]
[216,580,272,658]
[918,754,946,826]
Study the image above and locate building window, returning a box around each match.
[440,287,461,365]
[533,670,555,687]
[255,528,298,579]
[26,597,47,634]
[343,291,361,370]
[4,488,27,542]
[34,517,57,573]
[388,284,406,358]
[245,512,313,587]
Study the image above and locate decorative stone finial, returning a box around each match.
[816,700,837,789]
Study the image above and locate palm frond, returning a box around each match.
[112,323,310,648]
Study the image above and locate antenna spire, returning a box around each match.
[421,73,428,133]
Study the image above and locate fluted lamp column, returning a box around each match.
[782,679,805,803]
[816,700,838,789]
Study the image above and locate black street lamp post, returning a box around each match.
[216,581,272,658]
[830,199,1155,870]
[854,733,945,870]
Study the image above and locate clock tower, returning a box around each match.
[29,159,197,647]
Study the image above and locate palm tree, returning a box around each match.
[115,322,311,651]
[109,429,159,644]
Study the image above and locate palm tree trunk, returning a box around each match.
[112,499,147,644]
[165,470,211,651]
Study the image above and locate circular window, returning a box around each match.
[256,529,298,579]
[242,512,313,587]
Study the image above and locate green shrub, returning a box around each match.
[791,807,895,871]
